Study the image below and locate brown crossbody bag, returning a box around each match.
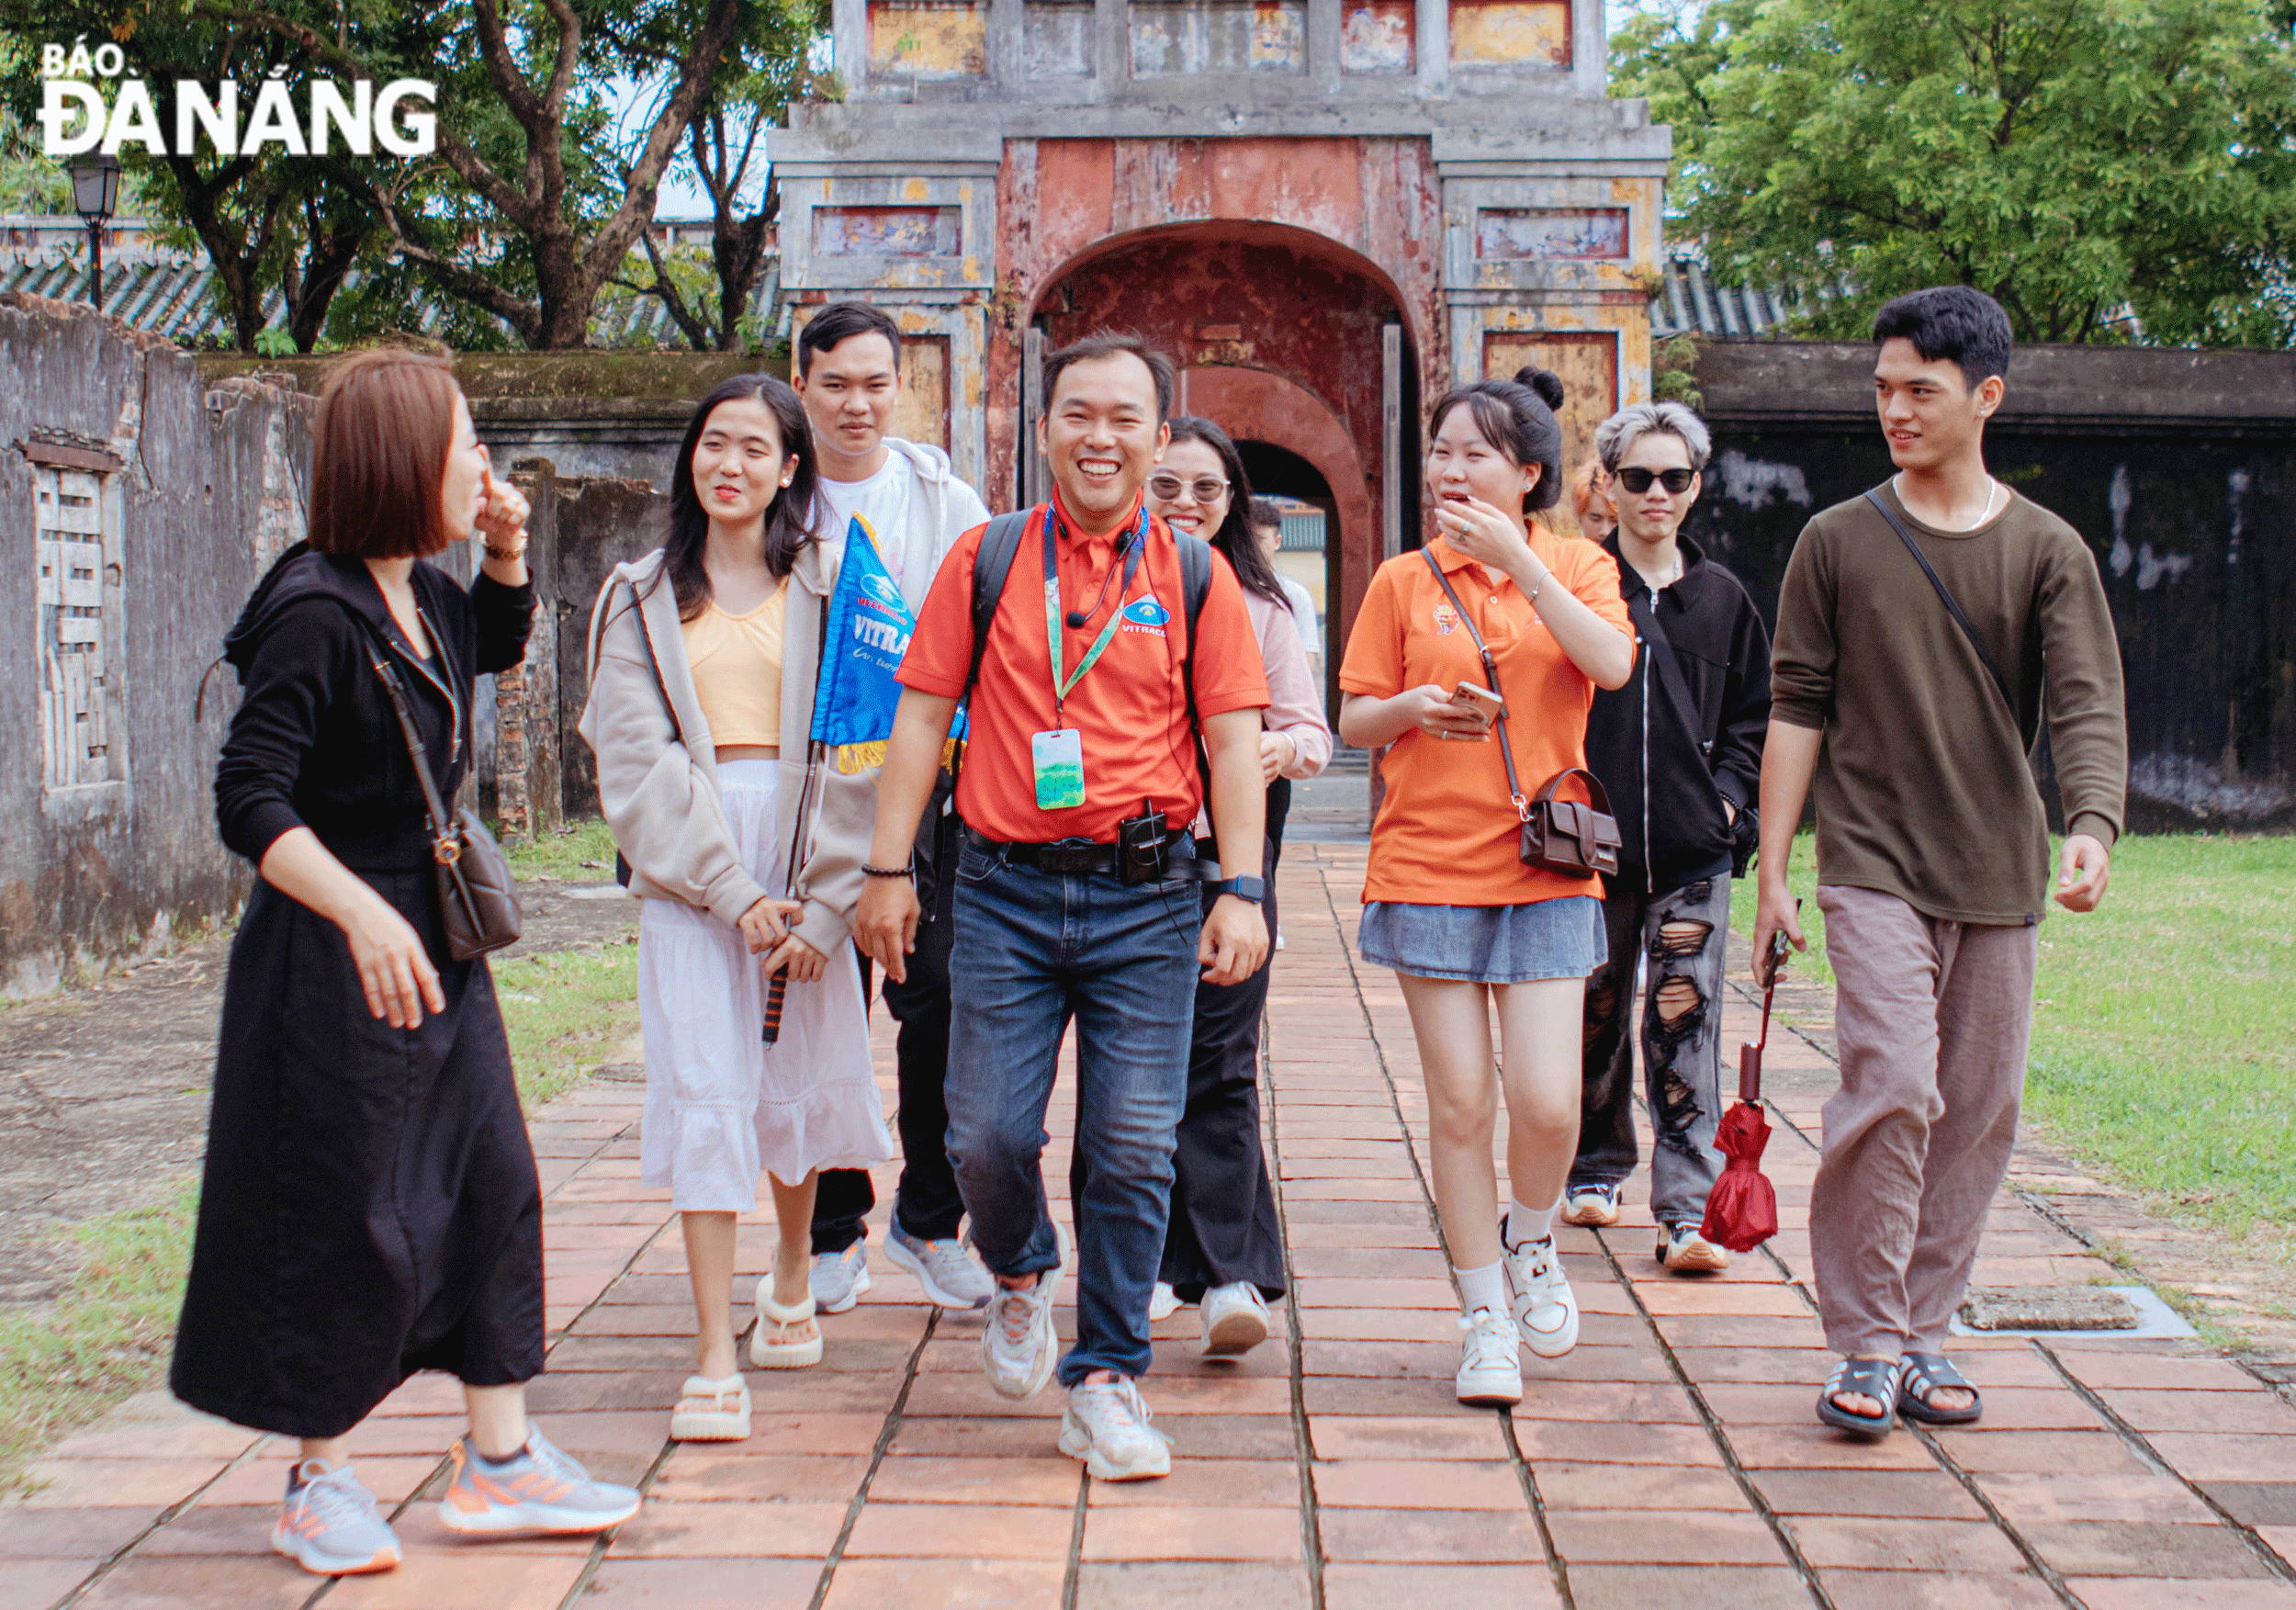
[360,628,523,960]
[1419,548,1622,879]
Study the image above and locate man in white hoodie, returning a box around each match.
[788,301,996,1314]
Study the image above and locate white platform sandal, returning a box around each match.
[669,1372,751,1441]
[750,1278,824,1369]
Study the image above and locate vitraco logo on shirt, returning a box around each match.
[1120,595,1170,636]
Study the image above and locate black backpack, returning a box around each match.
[961,508,1216,749]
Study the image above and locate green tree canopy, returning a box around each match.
[1615,0,2296,345]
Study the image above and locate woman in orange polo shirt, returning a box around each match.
[1337,367,1635,1407]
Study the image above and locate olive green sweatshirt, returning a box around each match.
[1770,481,2127,927]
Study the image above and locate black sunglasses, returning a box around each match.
[1615,466,1695,495]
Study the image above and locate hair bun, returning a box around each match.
[1514,366,1566,411]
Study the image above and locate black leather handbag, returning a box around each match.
[362,635,523,960]
[1420,548,1623,880]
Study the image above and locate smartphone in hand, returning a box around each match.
[1451,681,1504,726]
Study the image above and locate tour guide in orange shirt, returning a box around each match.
[856,332,1270,1483]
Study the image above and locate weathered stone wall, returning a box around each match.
[1686,342,2296,831]
[0,294,312,996]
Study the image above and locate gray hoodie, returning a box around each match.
[579,439,988,956]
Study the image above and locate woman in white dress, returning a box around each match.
[581,374,893,1442]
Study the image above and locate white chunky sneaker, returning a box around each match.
[1200,1282,1270,1358]
[1147,1280,1183,1321]
[1455,1306,1523,1405]
[1659,1222,1731,1275]
[982,1269,1061,1400]
[884,1222,995,1310]
[1058,1377,1172,1481]
[1503,1234,1581,1358]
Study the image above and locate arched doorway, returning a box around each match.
[1023,222,1419,649]
[1233,440,1337,705]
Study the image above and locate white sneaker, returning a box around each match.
[810,1242,871,1314]
[1503,1234,1581,1357]
[1147,1280,1182,1321]
[1201,1282,1270,1357]
[884,1222,995,1310]
[982,1269,1061,1400]
[1455,1306,1522,1405]
[1058,1377,1172,1481]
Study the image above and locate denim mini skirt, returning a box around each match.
[1358,896,1606,985]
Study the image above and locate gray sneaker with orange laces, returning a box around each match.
[272,1459,401,1576]
[437,1428,641,1535]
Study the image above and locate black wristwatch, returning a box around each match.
[1209,875,1266,905]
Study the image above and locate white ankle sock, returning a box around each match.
[1455,1260,1506,1314]
[1506,1195,1560,1250]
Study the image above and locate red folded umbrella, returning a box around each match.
[1700,932,1787,1253]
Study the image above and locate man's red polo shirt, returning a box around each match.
[898,491,1269,845]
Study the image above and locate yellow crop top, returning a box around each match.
[681,582,787,748]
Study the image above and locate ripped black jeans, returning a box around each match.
[1571,874,1733,1226]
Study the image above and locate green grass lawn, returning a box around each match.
[500,816,623,883]
[1733,834,2296,1248]
[0,1185,197,1496]
[493,938,642,1109]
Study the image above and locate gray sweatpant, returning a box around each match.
[1808,884,2042,1358]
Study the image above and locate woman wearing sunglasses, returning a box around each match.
[1131,416,1331,1356]
[1335,368,1636,1406]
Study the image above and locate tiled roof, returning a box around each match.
[1649,253,1852,340]
[0,217,779,349]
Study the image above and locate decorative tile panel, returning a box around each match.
[1341,1,1415,71]
[867,1,989,78]
[1477,208,1627,260]
[1131,1,1307,76]
[812,206,964,257]
[1024,0,1097,75]
[1449,0,1571,67]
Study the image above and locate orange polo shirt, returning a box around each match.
[1339,531,1635,906]
[899,491,1270,845]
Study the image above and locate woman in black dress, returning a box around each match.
[174,348,640,1577]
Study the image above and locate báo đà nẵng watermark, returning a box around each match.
[35,39,434,159]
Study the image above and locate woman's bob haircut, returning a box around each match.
[309,347,464,561]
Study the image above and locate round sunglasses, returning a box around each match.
[1147,473,1230,502]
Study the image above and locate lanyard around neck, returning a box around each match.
[1041,503,1146,715]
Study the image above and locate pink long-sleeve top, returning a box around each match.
[1249,586,1332,779]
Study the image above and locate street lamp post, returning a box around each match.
[67,153,121,311]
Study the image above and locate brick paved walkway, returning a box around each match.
[6,844,2294,1609]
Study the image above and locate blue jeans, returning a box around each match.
[945,835,1202,1385]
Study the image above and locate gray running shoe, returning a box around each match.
[272,1460,401,1576]
[810,1240,872,1314]
[437,1428,641,1535]
[884,1222,994,1310]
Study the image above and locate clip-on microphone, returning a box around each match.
[1062,518,1142,631]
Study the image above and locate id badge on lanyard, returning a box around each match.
[1031,506,1146,812]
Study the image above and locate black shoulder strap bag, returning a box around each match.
[358,626,523,960]
[1419,547,1622,879]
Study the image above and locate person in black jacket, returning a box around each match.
[1561,401,1773,1274]
[174,348,639,1577]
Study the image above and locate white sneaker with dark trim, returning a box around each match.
[1455,1306,1523,1405]
[1503,1234,1581,1358]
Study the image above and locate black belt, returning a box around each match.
[962,825,1212,878]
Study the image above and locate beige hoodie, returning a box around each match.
[579,439,985,956]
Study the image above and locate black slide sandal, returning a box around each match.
[1817,1356,1904,1438]
[1898,1352,1984,1424]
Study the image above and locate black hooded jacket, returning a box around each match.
[1584,534,1772,895]
[215,543,535,870]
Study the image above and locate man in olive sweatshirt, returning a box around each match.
[1752,287,2126,1439]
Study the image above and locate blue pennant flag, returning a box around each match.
[810,514,964,774]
